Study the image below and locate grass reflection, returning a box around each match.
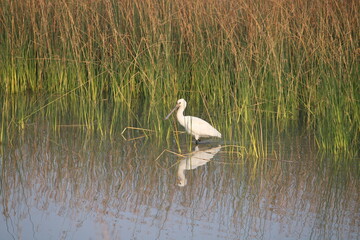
[1,118,359,239]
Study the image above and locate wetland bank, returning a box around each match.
[0,0,359,239]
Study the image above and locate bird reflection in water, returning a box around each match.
[177,145,221,187]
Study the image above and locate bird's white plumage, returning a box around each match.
[165,99,221,143]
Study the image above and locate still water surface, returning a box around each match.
[0,99,359,240]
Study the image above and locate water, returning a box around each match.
[0,97,359,240]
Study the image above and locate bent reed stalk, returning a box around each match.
[0,0,359,156]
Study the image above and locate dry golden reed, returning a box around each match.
[0,0,359,155]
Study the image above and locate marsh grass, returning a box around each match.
[0,0,359,157]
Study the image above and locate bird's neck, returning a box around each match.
[176,107,185,126]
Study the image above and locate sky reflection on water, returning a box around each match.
[0,120,359,240]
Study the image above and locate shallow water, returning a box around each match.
[0,98,359,240]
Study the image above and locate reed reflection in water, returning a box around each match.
[0,122,359,240]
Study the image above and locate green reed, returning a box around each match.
[0,0,359,157]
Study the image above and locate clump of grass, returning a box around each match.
[0,0,359,156]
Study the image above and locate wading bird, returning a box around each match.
[165,99,221,144]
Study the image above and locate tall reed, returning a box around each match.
[0,0,359,156]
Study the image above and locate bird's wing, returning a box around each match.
[185,116,220,137]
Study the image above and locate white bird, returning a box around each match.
[165,99,222,144]
[177,145,222,186]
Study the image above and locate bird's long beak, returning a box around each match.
[165,104,179,120]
